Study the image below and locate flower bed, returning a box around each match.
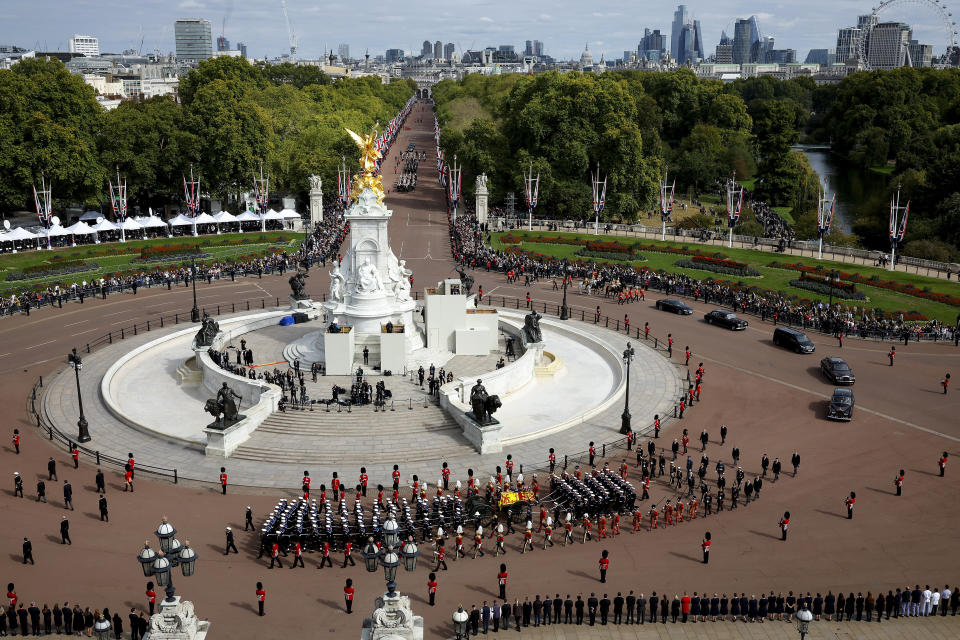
[5,260,100,281]
[675,257,760,277]
[768,261,960,308]
[788,273,866,300]
[577,250,647,262]
[635,243,731,260]
[584,240,634,254]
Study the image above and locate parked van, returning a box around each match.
[773,327,816,353]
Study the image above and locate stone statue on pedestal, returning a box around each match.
[389,259,413,301]
[522,309,543,344]
[309,174,322,191]
[204,382,244,429]
[289,270,309,300]
[357,258,384,293]
[194,313,219,347]
[468,379,501,425]
[456,267,474,295]
[329,264,346,302]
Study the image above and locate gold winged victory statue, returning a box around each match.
[345,126,386,205]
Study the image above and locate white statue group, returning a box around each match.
[329,256,411,303]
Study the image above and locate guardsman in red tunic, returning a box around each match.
[343,579,354,614]
[685,347,691,366]
[543,517,554,548]
[12,429,20,454]
[454,480,462,499]
[376,484,385,508]
[505,455,514,483]
[678,398,685,419]
[219,467,228,495]
[701,532,711,564]
[392,465,401,489]
[73,447,81,469]
[270,542,283,568]
[127,453,135,476]
[454,526,465,560]
[695,382,702,401]
[291,541,304,568]
[844,491,856,519]
[473,527,484,558]
[620,460,629,480]
[574,466,583,481]
[612,513,621,536]
[427,573,438,606]
[537,507,547,532]
[641,477,650,501]
[582,514,593,543]
[888,346,896,366]
[467,469,476,494]
[681,433,689,453]
[331,472,341,502]
[255,582,265,616]
[495,467,503,487]
[434,540,448,571]
[392,487,400,504]
[664,500,674,526]
[632,509,642,532]
[531,475,539,500]
[690,497,698,519]
[146,584,156,615]
[548,448,556,473]
[940,452,948,477]
[779,511,790,540]
[688,385,695,405]
[644,322,650,340]
[589,442,597,467]
[342,540,355,567]
[319,540,332,568]
[563,514,574,546]
[521,522,533,553]
[441,462,451,490]
[497,565,508,599]
[359,467,368,497]
[356,484,363,501]
[494,524,506,556]
[599,550,610,583]
[676,498,685,523]
[894,470,904,496]
[597,515,607,539]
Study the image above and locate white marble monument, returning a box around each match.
[142,596,210,640]
[360,589,424,640]
[309,174,323,224]
[475,173,488,225]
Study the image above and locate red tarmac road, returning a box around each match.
[0,103,958,640]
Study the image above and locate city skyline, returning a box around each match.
[0,0,953,60]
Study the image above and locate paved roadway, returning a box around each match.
[1,101,958,640]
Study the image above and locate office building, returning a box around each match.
[434,41,443,60]
[671,5,689,60]
[68,35,99,56]
[338,43,349,61]
[767,48,796,63]
[421,40,432,58]
[498,44,515,54]
[715,43,733,64]
[444,42,455,61]
[640,28,666,61]
[533,40,544,57]
[386,48,404,63]
[525,40,533,56]
[805,48,835,65]
[908,39,933,67]
[216,35,230,51]
[175,18,213,62]
[835,27,861,63]
[867,21,911,69]
[237,42,247,58]
[732,19,752,64]
[753,35,775,62]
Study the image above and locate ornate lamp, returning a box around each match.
[362,537,379,573]
[400,536,420,572]
[93,615,112,640]
[383,517,400,548]
[453,605,469,639]
[155,517,176,552]
[380,546,400,596]
[165,538,183,565]
[137,543,157,577]
[151,554,171,587]
[177,542,198,577]
[794,604,813,639]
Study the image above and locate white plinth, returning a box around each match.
[289,296,314,311]
[466,308,499,351]
[361,591,424,640]
[455,328,491,355]
[380,332,406,374]
[143,596,209,640]
[324,329,355,375]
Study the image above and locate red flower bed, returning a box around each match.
[635,243,730,260]
[768,261,960,308]
[692,255,749,270]
[585,240,633,254]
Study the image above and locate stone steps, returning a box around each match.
[228,443,475,465]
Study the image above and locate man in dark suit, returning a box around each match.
[553,595,563,624]
[587,593,598,626]
[468,604,479,636]
[480,602,490,634]
[99,495,108,522]
[129,609,140,640]
[636,593,647,624]
[613,592,624,624]
[62,480,74,510]
[574,595,584,624]
[22,537,34,564]
[648,593,658,623]
[599,594,611,625]
[60,517,71,545]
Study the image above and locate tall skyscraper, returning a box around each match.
[175,18,213,62]
[671,5,689,60]
[434,40,443,60]
[732,18,753,64]
[444,42,455,60]
[421,40,432,57]
[525,40,533,56]
[640,29,666,60]
[237,42,248,58]
[338,43,350,61]
[867,22,911,69]
[386,48,404,63]
[533,40,544,57]
[693,20,704,60]
[835,27,862,63]
[68,35,99,56]
[216,35,230,52]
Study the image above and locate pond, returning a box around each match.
[795,146,889,234]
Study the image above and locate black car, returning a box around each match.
[820,357,855,384]
[773,327,816,354]
[655,298,693,315]
[827,388,855,421]
[704,309,748,330]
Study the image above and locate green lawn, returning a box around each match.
[0,232,305,293]
[492,230,960,323]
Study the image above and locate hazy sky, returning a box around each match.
[0,0,954,60]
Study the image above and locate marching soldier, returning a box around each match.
[13,472,23,498]
[612,513,621,536]
[664,500,674,526]
[269,541,283,568]
[676,498,685,523]
[582,514,593,543]
[648,506,658,531]
[224,527,238,555]
[290,540,304,568]
[632,509,642,532]
[495,523,506,556]
[641,476,650,501]
[895,469,904,496]
[434,539,448,571]
[473,526,485,558]
[563,514,574,546]
[454,526,465,560]
[318,540,332,568]
[543,517,554,548]
[598,514,608,539]
[521,522,533,553]
[245,506,254,531]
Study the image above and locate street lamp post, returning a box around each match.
[138,518,199,603]
[68,348,91,443]
[559,264,572,320]
[452,605,469,639]
[190,258,200,323]
[620,342,635,434]
[794,604,813,639]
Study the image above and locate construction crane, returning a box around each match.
[280,0,297,59]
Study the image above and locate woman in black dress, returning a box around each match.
[730,592,740,621]
[885,590,896,619]
[758,593,768,621]
[767,592,776,621]
[785,591,796,619]
[719,594,729,621]
[670,595,680,623]
[739,594,748,622]
[855,592,865,621]
[691,593,700,622]
[710,594,719,621]
[844,592,855,621]
[836,592,845,621]
[875,593,884,622]
[748,595,759,622]
[813,593,823,620]
[825,591,836,620]
[53,604,62,634]
[775,592,785,621]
